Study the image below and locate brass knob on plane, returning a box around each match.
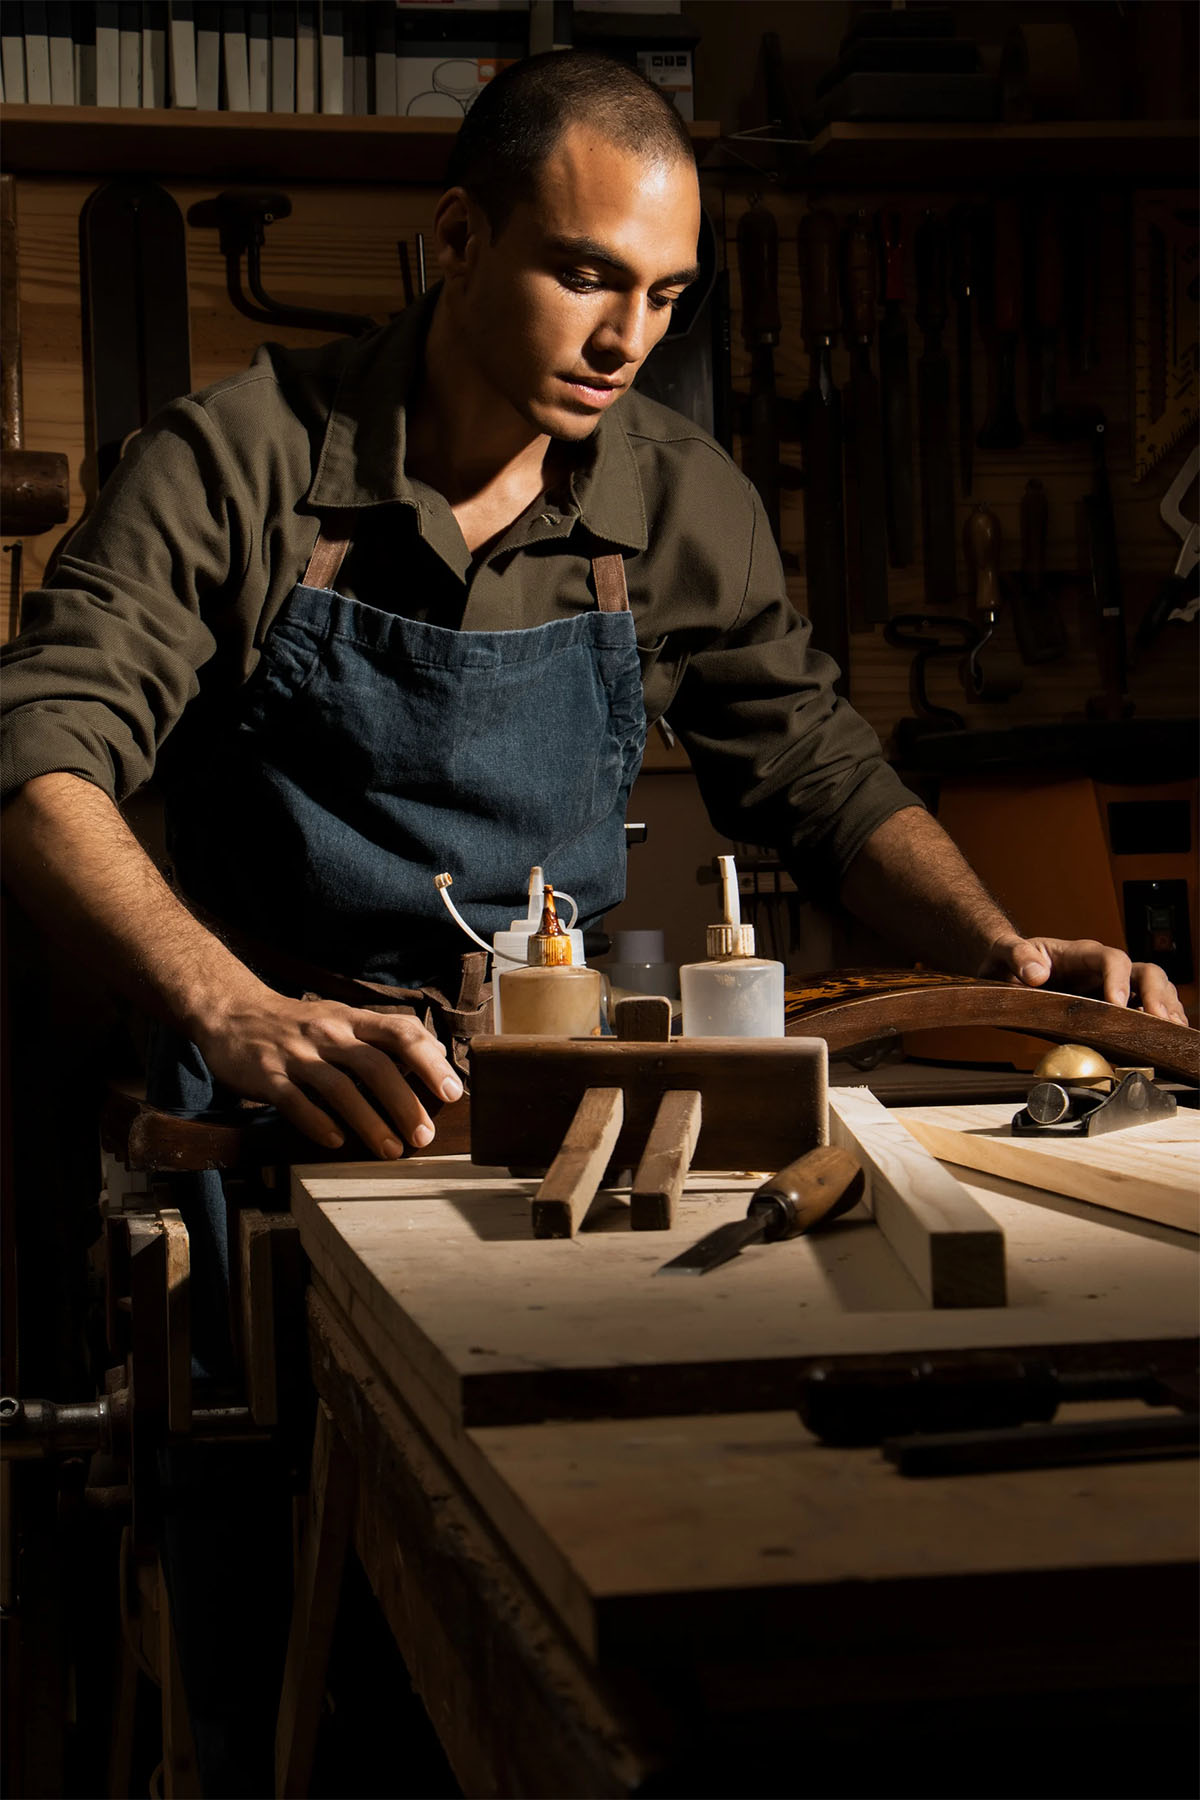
[1031,1044,1115,1090]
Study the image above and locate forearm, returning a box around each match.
[838,806,1016,974]
[2,771,270,1037]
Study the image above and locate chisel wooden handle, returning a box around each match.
[799,209,840,345]
[749,1145,865,1239]
[843,211,876,343]
[963,502,1003,618]
[737,204,780,348]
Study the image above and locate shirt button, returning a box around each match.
[540,511,558,525]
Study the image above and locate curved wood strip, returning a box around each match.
[786,970,1200,1084]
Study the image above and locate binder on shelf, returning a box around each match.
[118,0,141,105]
[48,1,75,103]
[270,0,294,111]
[94,0,120,104]
[167,0,196,107]
[345,1,366,114]
[23,2,52,105]
[318,0,342,115]
[72,3,98,105]
[1,11,25,102]
[295,0,316,111]
[373,0,396,116]
[142,0,168,107]
[194,0,219,108]
[246,0,268,111]
[221,1,249,109]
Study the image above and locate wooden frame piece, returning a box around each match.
[533,1088,625,1239]
[828,1088,1007,1308]
[630,1091,703,1231]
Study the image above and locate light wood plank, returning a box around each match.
[630,1089,702,1231]
[533,1087,624,1240]
[827,1088,1007,1308]
[158,1207,191,1434]
[896,1102,1200,1234]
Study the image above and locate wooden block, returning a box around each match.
[470,1036,827,1171]
[614,995,672,1041]
[895,1102,1200,1235]
[533,1088,625,1239]
[828,1089,1007,1308]
[158,1208,191,1435]
[631,1090,702,1231]
[239,1209,305,1427]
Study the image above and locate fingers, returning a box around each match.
[1131,962,1190,1027]
[354,1011,464,1105]
[304,1058,434,1160]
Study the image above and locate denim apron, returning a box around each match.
[151,522,646,1367]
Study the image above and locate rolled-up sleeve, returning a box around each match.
[667,484,923,897]
[1,397,247,805]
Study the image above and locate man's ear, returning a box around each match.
[432,186,481,280]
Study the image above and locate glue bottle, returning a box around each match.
[680,854,785,1038]
[490,865,585,1032]
[498,886,604,1037]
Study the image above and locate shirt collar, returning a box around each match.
[306,290,649,552]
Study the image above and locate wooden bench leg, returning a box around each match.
[274,1400,357,1798]
[630,1090,702,1231]
[158,1562,201,1798]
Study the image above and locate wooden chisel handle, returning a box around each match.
[843,211,876,343]
[799,209,840,345]
[964,502,1003,618]
[737,204,780,348]
[750,1145,865,1239]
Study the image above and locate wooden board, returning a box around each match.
[828,1089,1006,1308]
[896,1103,1200,1234]
[288,1153,1199,1444]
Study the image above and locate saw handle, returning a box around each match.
[798,209,840,345]
[749,1145,865,1239]
[843,211,877,343]
[737,204,780,349]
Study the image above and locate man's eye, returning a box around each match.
[651,292,682,312]
[561,271,602,293]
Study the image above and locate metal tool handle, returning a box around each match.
[750,1145,864,1239]
[914,210,948,338]
[843,211,876,345]
[798,208,840,345]
[737,204,780,349]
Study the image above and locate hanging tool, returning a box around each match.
[949,202,976,496]
[1132,191,1198,482]
[79,178,193,494]
[1012,477,1069,664]
[977,196,1024,451]
[878,208,915,568]
[1028,193,1065,434]
[737,200,782,546]
[914,209,956,605]
[798,207,849,688]
[0,175,70,538]
[186,191,376,337]
[841,210,890,626]
[1133,445,1200,660]
[1083,416,1132,721]
[654,1146,864,1277]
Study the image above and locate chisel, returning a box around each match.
[655,1145,864,1277]
[915,210,957,606]
[737,202,782,546]
[798,208,849,688]
[878,209,915,568]
[841,210,890,626]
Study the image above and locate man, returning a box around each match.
[2,50,1186,1170]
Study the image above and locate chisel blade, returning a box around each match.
[655,1213,768,1277]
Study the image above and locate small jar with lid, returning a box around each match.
[497,887,604,1036]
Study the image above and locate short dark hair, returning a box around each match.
[445,49,695,233]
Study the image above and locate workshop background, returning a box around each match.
[0,2,1196,1796]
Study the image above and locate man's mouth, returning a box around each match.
[560,375,625,407]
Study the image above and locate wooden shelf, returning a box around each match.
[710,118,1199,187]
[0,103,722,186]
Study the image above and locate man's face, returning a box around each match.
[442,123,703,441]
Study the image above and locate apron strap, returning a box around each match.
[592,552,630,613]
[302,511,355,592]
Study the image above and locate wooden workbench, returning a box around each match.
[286,1139,1199,1798]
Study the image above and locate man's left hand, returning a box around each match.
[980,934,1189,1026]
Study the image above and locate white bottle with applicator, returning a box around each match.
[680,853,785,1038]
[489,865,586,1032]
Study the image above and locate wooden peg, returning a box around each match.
[613,995,672,1042]
[532,1087,625,1239]
[631,1090,703,1231]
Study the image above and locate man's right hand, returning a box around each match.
[191,985,465,1158]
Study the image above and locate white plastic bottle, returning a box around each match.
[680,854,785,1038]
[491,866,586,1032]
[498,886,604,1037]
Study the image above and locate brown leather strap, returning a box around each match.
[592,552,630,613]
[301,513,354,592]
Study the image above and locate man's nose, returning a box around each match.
[591,294,658,366]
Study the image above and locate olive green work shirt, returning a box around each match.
[0,292,920,898]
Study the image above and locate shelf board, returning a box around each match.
[712,118,1199,186]
[0,104,722,186]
